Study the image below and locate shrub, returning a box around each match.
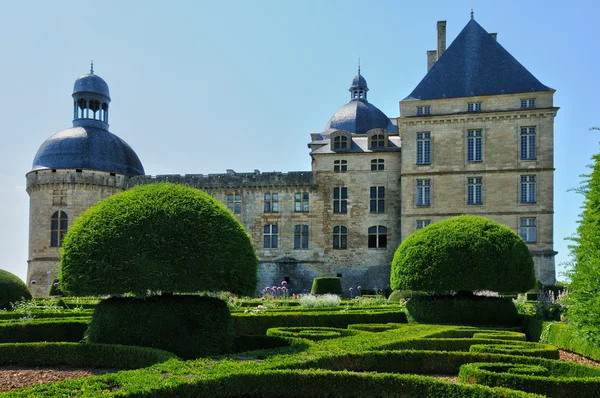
[542,322,600,361]
[310,277,342,295]
[0,318,89,343]
[406,295,518,326]
[388,290,427,303]
[469,342,560,359]
[0,269,31,310]
[60,183,258,296]
[391,215,535,293]
[85,295,232,359]
[266,327,359,341]
[298,293,341,308]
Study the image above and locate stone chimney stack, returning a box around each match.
[490,33,497,41]
[427,50,437,71]
[437,21,447,59]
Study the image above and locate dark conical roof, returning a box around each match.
[406,19,552,100]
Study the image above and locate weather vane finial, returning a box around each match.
[358,57,361,75]
[90,60,94,74]
[470,9,474,20]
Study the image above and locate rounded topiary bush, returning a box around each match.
[391,215,535,293]
[86,295,232,359]
[388,290,427,303]
[60,183,258,296]
[310,277,342,295]
[0,269,31,309]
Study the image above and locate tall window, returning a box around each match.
[467,177,483,205]
[520,175,536,203]
[520,218,536,242]
[295,192,309,212]
[371,159,384,171]
[416,132,431,164]
[334,160,347,172]
[333,135,349,150]
[333,226,347,249]
[227,193,242,214]
[417,106,431,115]
[416,219,431,230]
[370,134,385,149]
[52,189,67,206]
[520,127,536,160]
[467,130,482,162]
[263,225,278,249]
[416,179,431,206]
[50,211,68,247]
[521,99,536,108]
[368,225,387,248]
[333,187,348,213]
[264,193,279,213]
[468,103,482,112]
[294,225,309,249]
[370,186,385,213]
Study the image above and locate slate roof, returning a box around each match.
[406,19,552,101]
[73,73,111,99]
[310,136,401,155]
[323,100,397,134]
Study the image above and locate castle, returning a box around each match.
[26,17,558,297]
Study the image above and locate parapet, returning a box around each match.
[26,169,128,192]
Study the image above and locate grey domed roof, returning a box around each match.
[32,126,144,176]
[324,100,397,134]
[73,74,110,99]
[351,73,367,88]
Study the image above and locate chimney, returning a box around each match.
[489,33,497,41]
[427,50,437,72]
[437,21,447,59]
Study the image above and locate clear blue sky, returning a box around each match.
[0,0,597,283]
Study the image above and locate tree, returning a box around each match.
[0,269,31,309]
[567,128,600,341]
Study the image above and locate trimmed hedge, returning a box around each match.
[310,277,342,295]
[469,342,560,359]
[266,327,359,341]
[0,342,176,369]
[232,309,407,335]
[472,331,527,342]
[458,361,600,397]
[0,269,31,310]
[60,183,258,296]
[348,323,404,332]
[0,310,93,321]
[391,215,535,293]
[0,318,89,343]
[542,322,600,361]
[388,289,427,302]
[86,295,232,359]
[406,295,518,326]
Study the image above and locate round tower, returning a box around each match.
[26,66,145,296]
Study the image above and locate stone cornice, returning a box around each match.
[397,107,559,127]
[401,167,555,177]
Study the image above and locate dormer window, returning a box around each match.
[417,106,431,115]
[468,102,482,112]
[368,130,387,150]
[331,132,351,152]
[521,99,536,108]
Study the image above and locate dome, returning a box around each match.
[323,100,397,134]
[32,126,144,176]
[351,73,368,88]
[73,73,110,99]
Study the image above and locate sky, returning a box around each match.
[0,0,597,284]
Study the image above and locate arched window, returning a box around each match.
[50,211,68,247]
[370,134,386,149]
[333,226,347,249]
[368,225,387,248]
[333,135,349,150]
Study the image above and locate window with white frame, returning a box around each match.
[295,192,309,212]
[416,132,431,164]
[467,177,483,205]
[520,218,536,242]
[368,225,387,248]
[467,130,483,162]
[468,102,482,112]
[416,179,431,206]
[263,225,278,249]
[417,106,431,115]
[333,225,347,249]
[334,159,347,172]
[294,225,309,249]
[264,193,279,213]
[521,99,536,108]
[371,159,384,171]
[333,187,348,213]
[416,219,431,230]
[50,211,68,247]
[520,175,536,203]
[227,193,242,214]
[520,127,536,160]
[370,186,385,213]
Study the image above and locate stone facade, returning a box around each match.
[26,18,558,296]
